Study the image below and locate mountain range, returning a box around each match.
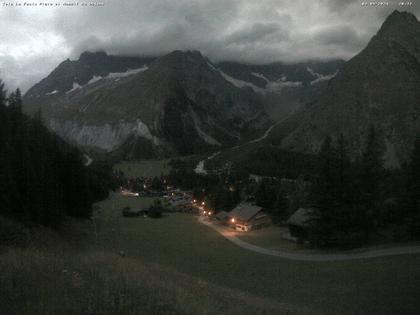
[23,50,340,158]
[23,10,420,167]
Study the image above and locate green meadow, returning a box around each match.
[1,193,420,315]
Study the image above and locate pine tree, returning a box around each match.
[407,137,420,210]
[309,136,339,246]
[0,80,6,104]
[8,88,22,112]
[405,137,420,238]
[255,180,276,209]
[272,188,289,223]
[310,135,367,247]
[359,125,384,228]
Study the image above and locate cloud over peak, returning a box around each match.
[0,0,419,91]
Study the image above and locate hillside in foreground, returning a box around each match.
[1,193,420,315]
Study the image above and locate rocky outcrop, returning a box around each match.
[49,118,159,151]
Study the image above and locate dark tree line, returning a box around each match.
[0,80,114,228]
[402,137,420,238]
[238,147,318,179]
[309,128,420,247]
[254,179,290,223]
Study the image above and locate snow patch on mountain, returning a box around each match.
[106,66,148,79]
[64,67,149,94]
[87,75,103,85]
[251,72,301,92]
[251,72,270,82]
[46,90,59,95]
[307,67,337,85]
[219,71,264,93]
[310,72,337,85]
[66,82,82,94]
[264,79,302,93]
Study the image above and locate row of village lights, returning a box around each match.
[191,199,237,222]
[192,199,214,216]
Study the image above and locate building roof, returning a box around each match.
[287,208,314,227]
[229,203,263,222]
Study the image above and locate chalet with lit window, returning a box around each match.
[228,203,270,231]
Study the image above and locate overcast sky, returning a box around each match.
[0,0,419,92]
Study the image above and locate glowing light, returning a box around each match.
[231,218,235,223]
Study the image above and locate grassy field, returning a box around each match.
[114,159,171,178]
[2,193,420,314]
[94,195,420,315]
[237,225,306,251]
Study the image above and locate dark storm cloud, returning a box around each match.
[314,24,366,47]
[224,22,289,45]
[0,0,419,91]
[326,0,359,12]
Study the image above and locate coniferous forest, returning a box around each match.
[204,127,420,248]
[0,80,115,228]
[307,130,420,247]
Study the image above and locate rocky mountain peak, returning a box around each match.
[372,10,420,57]
[150,50,213,72]
[379,10,419,32]
[164,49,205,61]
[279,10,420,167]
[144,50,222,97]
[78,50,109,63]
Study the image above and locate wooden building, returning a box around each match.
[228,203,270,232]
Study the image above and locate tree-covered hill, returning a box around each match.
[0,80,115,228]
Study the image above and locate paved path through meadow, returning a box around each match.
[198,216,420,261]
